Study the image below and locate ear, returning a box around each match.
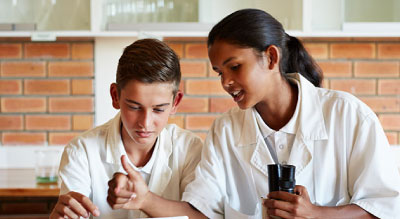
[110,83,121,110]
[264,45,280,71]
[169,90,183,115]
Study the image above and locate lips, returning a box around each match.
[136,131,153,138]
[230,90,244,102]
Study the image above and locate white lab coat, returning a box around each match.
[182,73,400,219]
[59,112,203,219]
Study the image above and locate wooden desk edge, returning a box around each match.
[0,188,60,197]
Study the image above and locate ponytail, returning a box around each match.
[282,35,322,87]
[208,9,323,87]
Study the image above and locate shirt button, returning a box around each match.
[279,145,284,149]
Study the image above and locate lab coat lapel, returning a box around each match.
[237,108,275,177]
[288,137,313,176]
[105,112,123,165]
[147,129,172,196]
[286,73,328,176]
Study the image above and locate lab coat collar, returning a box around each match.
[105,112,124,164]
[287,73,328,141]
[236,73,327,148]
[237,73,327,176]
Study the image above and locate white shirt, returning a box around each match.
[182,73,400,219]
[59,112,203,219]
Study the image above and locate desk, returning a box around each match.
[0,169,59,217]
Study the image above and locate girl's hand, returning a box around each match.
[264,185,320,219]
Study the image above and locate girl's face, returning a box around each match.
[208,40,281,109]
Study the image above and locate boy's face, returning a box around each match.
[110,80,182,150]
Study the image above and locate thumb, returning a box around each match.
[121,155,141,182]
[294,185,310,200]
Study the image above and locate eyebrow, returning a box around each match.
[125,99,170,107]
[212,57,236,71]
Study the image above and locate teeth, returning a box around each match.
[232,91,240,96]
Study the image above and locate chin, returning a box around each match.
[237,102,253,110]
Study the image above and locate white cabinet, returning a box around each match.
[0,0,90,31]
[0,0,398,38]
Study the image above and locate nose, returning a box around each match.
[221,73,234,90]
[138,110,152,129]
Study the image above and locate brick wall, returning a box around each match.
[0,37,399,146]
[165,37,400,144]
[0,38,94,146]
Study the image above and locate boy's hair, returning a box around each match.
[116,38,181,96]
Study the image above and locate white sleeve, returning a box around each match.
[348,113,400,219]
[179,135,203,193]
[58,141,92,197]
[182,124,226,219]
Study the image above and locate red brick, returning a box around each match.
[49,132,80,145]
[0,43,22,58]
[181,61,207,77]
[380,115,400,131]
[72,115,94,130]
[178,97,208,113]
[49,97,93,112]
[185,80,226,95]
[318,61,352,78]
[2,132,46,145]
[330,79,376,95]
[360,97,400,113]
[303,43,328,59]
[186,115,218,130]
[25,43,69,59]
[378,43,400,59]
[385,132,398,145]
[48,62,93,77]
[1,97,46,112]
[1,61,46,77]
[167,115,184,128]
[71,43,93,60]
[0,115,23,130]
[378,80,400,95]
[166,43,184,58]
[210,98,237,113]
[185,43,208,59]
[0,79,22,94]
[179,79,185,93]
[72,79,93,95]
[26,115,70,130]
[24,79,69,95]
[330,43,375,59]
[354,61,399,77]
[300,37,353,42]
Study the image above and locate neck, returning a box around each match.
[121,126,156,167]
[255,77,298,131]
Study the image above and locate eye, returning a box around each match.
[230,64,240,71]
[153,108,165,113]
[128,105,140,110]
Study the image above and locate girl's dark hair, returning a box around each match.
[116,38,181,96]
[208,9,322,87]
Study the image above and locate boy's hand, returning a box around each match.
[50,191,100,219]
[107,155,150,210]
[264,185,319,219]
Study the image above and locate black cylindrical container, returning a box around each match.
[279,165,296,194]
[267,164,281,192]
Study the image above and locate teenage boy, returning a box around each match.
[50,39,203,219]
